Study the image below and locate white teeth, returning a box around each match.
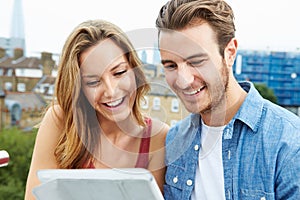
[183,87,202,95]
[105,98,123,107]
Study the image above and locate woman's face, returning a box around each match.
[79,39,137,123]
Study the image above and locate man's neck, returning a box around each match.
[201,81,247,127]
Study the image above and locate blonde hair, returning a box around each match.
[53,19,150,168]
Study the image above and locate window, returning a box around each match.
[171,98,179,112]
[170,120,177,127]
[235,54,242,75]
[17,83,26,92]
[16,69,25,76]
[6,69,13,76]
[152,97,161,110]
[5,82,12,91]
[48,85,54,95]
[141,96,149,109]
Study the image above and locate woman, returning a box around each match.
[25,19,169,200]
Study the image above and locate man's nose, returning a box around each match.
[175,64,194,89]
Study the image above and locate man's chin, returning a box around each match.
[184,105,201,114]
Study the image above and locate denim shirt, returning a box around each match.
[164,82,300,200]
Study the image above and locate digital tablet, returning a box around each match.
[32,168,164,200]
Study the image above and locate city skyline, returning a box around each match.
[1,0,300,56]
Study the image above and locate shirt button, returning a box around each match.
[224,129,232,139]
[173,176,178,184]
[260,197,266,200]
[186,179,193,186]
[194,144,199,151]
[228,150,231,160]
[227,190,231,199]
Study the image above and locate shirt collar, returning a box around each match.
[233,81,264,133]
[190,113,201,127]
[186,81,264,133]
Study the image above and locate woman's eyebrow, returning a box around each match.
[81,74,99,78]
[81,62,128,78]
[110,61,128,71]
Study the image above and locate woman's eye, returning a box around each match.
[86,80,100,87]
[114,70,127,76]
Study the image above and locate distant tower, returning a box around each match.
[141,50,148,63]
[152,43,161,64]
[11,0,25,38]
[9,0,26,57]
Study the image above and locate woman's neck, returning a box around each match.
[98,114,143,140]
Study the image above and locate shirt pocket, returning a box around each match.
[164,164,185,200]
[239,188,275,200]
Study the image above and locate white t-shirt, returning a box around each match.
[191,120,226,200]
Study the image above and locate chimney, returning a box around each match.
[41,52,52,61]
[13,48,23,60]
[0,48,6,58]
[12,70,18,92]
[41,52,55,76]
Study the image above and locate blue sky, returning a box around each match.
[1,0,300,56]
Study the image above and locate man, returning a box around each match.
[155,0,300,199]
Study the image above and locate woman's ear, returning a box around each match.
[224,38,238,67]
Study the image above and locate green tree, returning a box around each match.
[254,83,278,104]
[0,127,37,200]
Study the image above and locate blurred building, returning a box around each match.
[139,49,189,126]
[141,48,300,118]
[0,48,57,128]
[0,38,25,58]
[0,0,26,57]
[0,89,5,131]
[233,50,300,116]
[141,76,189,127]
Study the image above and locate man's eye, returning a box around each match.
[163,63,177,70]
[188,60,205,67]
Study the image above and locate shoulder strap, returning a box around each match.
[135,118,152,168]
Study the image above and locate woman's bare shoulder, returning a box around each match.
[151,118,169,135]
[149,118,169,150]
[38,104,65,135]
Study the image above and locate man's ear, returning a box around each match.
[224,38,238,67]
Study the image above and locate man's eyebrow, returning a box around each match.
[161,59,174,65]
[185,53,208,61]
[161,53,208,64]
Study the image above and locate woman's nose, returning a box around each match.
[102,77,115,97]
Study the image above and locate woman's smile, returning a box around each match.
[103,97,125,108]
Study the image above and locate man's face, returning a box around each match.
[159,23,231,114]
